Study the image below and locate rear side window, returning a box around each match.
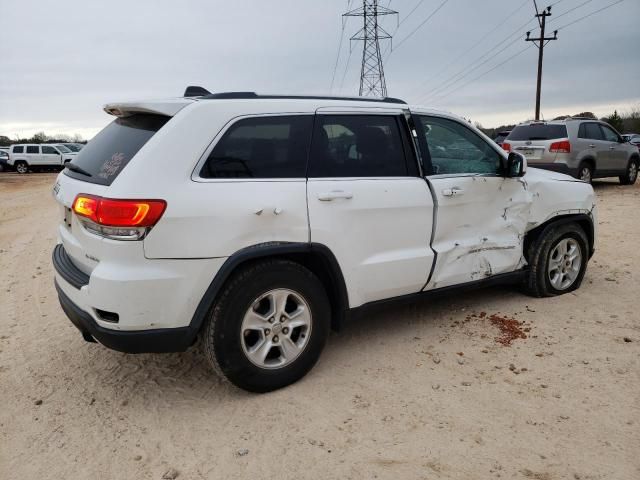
[26,146,39,154]
[64,114,169,186]
[200,115,313,179]
[308,115,412,177]
[12,146,23,153]
[579,123,604,140]
[508,124,567,141]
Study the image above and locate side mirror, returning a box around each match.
[504,152,526,177]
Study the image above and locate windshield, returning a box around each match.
[507,124,568,141]
[63,114,170,186]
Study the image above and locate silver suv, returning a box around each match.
[503,118,639,184]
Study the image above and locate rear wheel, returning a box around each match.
[202,259,330,392]
[577,162,593,183]
[523,222,589,297]
[15,161,28,174]
[619,158,638,185]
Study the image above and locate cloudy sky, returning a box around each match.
[1,0,638,139]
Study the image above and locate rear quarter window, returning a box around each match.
[64,114,169,186]
[507,124,568,141]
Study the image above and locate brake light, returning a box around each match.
[502,142,511,152]
[549,140,571,153]
[73,195,166,227]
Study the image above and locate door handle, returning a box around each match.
[588,144,596,148]
[442,187,464,197]
[317,190,354,201]
[609,146,616,150]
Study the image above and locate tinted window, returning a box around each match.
[508,124,567,141]
[579,123,604,140]
[12,146,24,153]
[200,116,312,179]
[42,145,59,154]
[308,115,411,177]
[600,125,620,143]
[26,146,39,154]
[64,114,169,186]
[417,116,501,175]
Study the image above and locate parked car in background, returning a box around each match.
[0,149,9,171]
[493,130,511,147]
[8,144,76,173]
[52,88,597,392]
[502,119,639,184]
[622,133,640,151]
[61,143,84,152]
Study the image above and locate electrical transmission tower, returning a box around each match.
[526,4,558,121]
[344,1,397,97]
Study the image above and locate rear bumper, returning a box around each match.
[55,280,192,353]
[527,162,576,177]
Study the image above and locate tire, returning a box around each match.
[523,222,589,298]
[202,259,330,392]
[15,161,28,174]
[619,158,638,185]
[577,162,593,183]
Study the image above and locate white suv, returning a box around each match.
[52,88,597,392]
[9,143,76,173]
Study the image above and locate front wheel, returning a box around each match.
[619,158,638,185]
[202,260,330,392]
[523,222,589,297]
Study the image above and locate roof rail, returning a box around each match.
[197,91,407,104]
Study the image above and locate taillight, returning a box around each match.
[72,194,166,240]
[549,140,571,153]
[502,142,511,152]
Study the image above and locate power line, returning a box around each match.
[555,0,624,30]
[416,13,541,104]
[386,0,449,58]
[329,1,353,93]
[548,0,593,25]
[430,44,534,105]
[339,45,355,93]
[405,0,529,99]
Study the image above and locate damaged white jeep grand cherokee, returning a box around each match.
[52,88,597,392]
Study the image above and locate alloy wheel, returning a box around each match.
[548,238,582,290]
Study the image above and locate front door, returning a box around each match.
[41,145,62,166]
[306,110,435,308]
[599,124,627,172]
[412,113,532,290]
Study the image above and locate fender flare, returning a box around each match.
[185,242,349,344]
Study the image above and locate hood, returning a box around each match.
[526,166,582,183]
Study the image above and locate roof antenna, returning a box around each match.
[184,86,211,97]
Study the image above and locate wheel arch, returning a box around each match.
[187,242,349,344]
[523,213,595,263]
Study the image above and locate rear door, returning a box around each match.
[306,109,434,308]
[25,145,41,165]
[413,114,531,289]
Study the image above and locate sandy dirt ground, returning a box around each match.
[0,172,638,480]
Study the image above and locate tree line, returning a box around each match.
[0,131,87,147]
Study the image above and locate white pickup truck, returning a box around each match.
[8,144,76,173]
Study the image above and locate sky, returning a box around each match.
[0,0,638,139]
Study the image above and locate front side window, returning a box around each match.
[600,125,620,143]
[417,116,501,175]
[308,115,411,177]
[200,116,313,179]
[26,146,39,154]
[12,146,24,153]
[42,145,59,154]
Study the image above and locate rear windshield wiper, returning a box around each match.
[65,162,92,177]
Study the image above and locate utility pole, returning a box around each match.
[526,5,558,121]
[344,1,397,97]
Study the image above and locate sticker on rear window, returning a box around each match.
[98,152,125,180]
